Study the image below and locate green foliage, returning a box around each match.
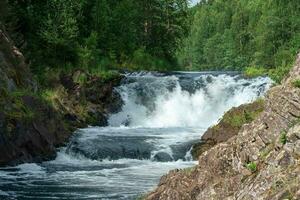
[246,162,257,173]
[91,70,120,81]
[7,0,189,72]
[288,117,300,128]
[73,73,88,86]
[292,79,300,88]
[39,87,70,113]
[268,66,292,84]
[227,114,247,128]
[131,48,156,70]
[1,89,36,121]
[24,0,84,68]
[129,48,174,71]
[223,99,264,128]
[178,0,300,80]
[34,67,69,88]
[280,131,287,145]
[6,0,299,78]
[77,32,100,69]
[0,1,8,22]
[244,67,267,78]
[259,143,274,160]
[40,89,60,104]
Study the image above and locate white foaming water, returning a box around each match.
[109,73,272,128]
[0,72,273,200]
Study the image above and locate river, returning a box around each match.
[0,72,272,200]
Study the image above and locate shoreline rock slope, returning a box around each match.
[0,26,123,166]
[146,54,300,200]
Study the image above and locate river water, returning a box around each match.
[0,72,272,200]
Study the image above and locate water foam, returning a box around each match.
[0,72,273,200]
[109,73,272,128]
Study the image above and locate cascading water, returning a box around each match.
[0,72,272,200]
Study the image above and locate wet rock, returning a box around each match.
[153,152,173,162]
[0,95,72,166]
[67,135,155,160]
[57,71,124,127]
[171,140,197,160]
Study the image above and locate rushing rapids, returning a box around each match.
[0,72,272,200]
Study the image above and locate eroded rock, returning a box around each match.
[146,54,300,200]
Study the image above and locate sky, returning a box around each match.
[190,0,200,6]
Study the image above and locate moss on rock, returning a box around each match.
[192,99,265,159]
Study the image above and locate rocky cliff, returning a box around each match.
[146,55,300,200]
[0,26,123,166]
[0,27,65,166]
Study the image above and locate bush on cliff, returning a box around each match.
[292,79,300,88]
[244,65,293,84]
[243,67,267,78]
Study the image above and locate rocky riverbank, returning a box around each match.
[191,100,265,159]
[146,54,300,200]
[0,27,123,166]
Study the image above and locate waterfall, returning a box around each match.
[0,72,273,200]
[109,72,271,128]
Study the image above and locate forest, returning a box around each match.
[178,0,300,82]
[1,0,300,82]
[1,0,189,74]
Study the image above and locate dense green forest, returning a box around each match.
[2,0,189,73]
[178,0,300,82]
[1,0,300,82]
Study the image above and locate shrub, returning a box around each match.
[268,65,291,84]
[228,115,246,128]
[130,48,173,71]
[89,68,120,81]
[259,143,274,159]
[279,131,287,145]
[223,99,264,128]
[246,162,257,172]
[292,79,300,88]
[73,72,87,85]
[244,66,267,78]
[40,88,63,109]
[131,48,155,70]
[2,89,37,122]
[244,65,292,84]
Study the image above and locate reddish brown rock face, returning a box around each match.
[146,54,300,200]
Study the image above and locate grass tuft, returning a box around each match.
[246,161,257,173]
[279,131,287,145]
[244,66,267,78]
[223,99,264,128]
[292,79,300,88]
